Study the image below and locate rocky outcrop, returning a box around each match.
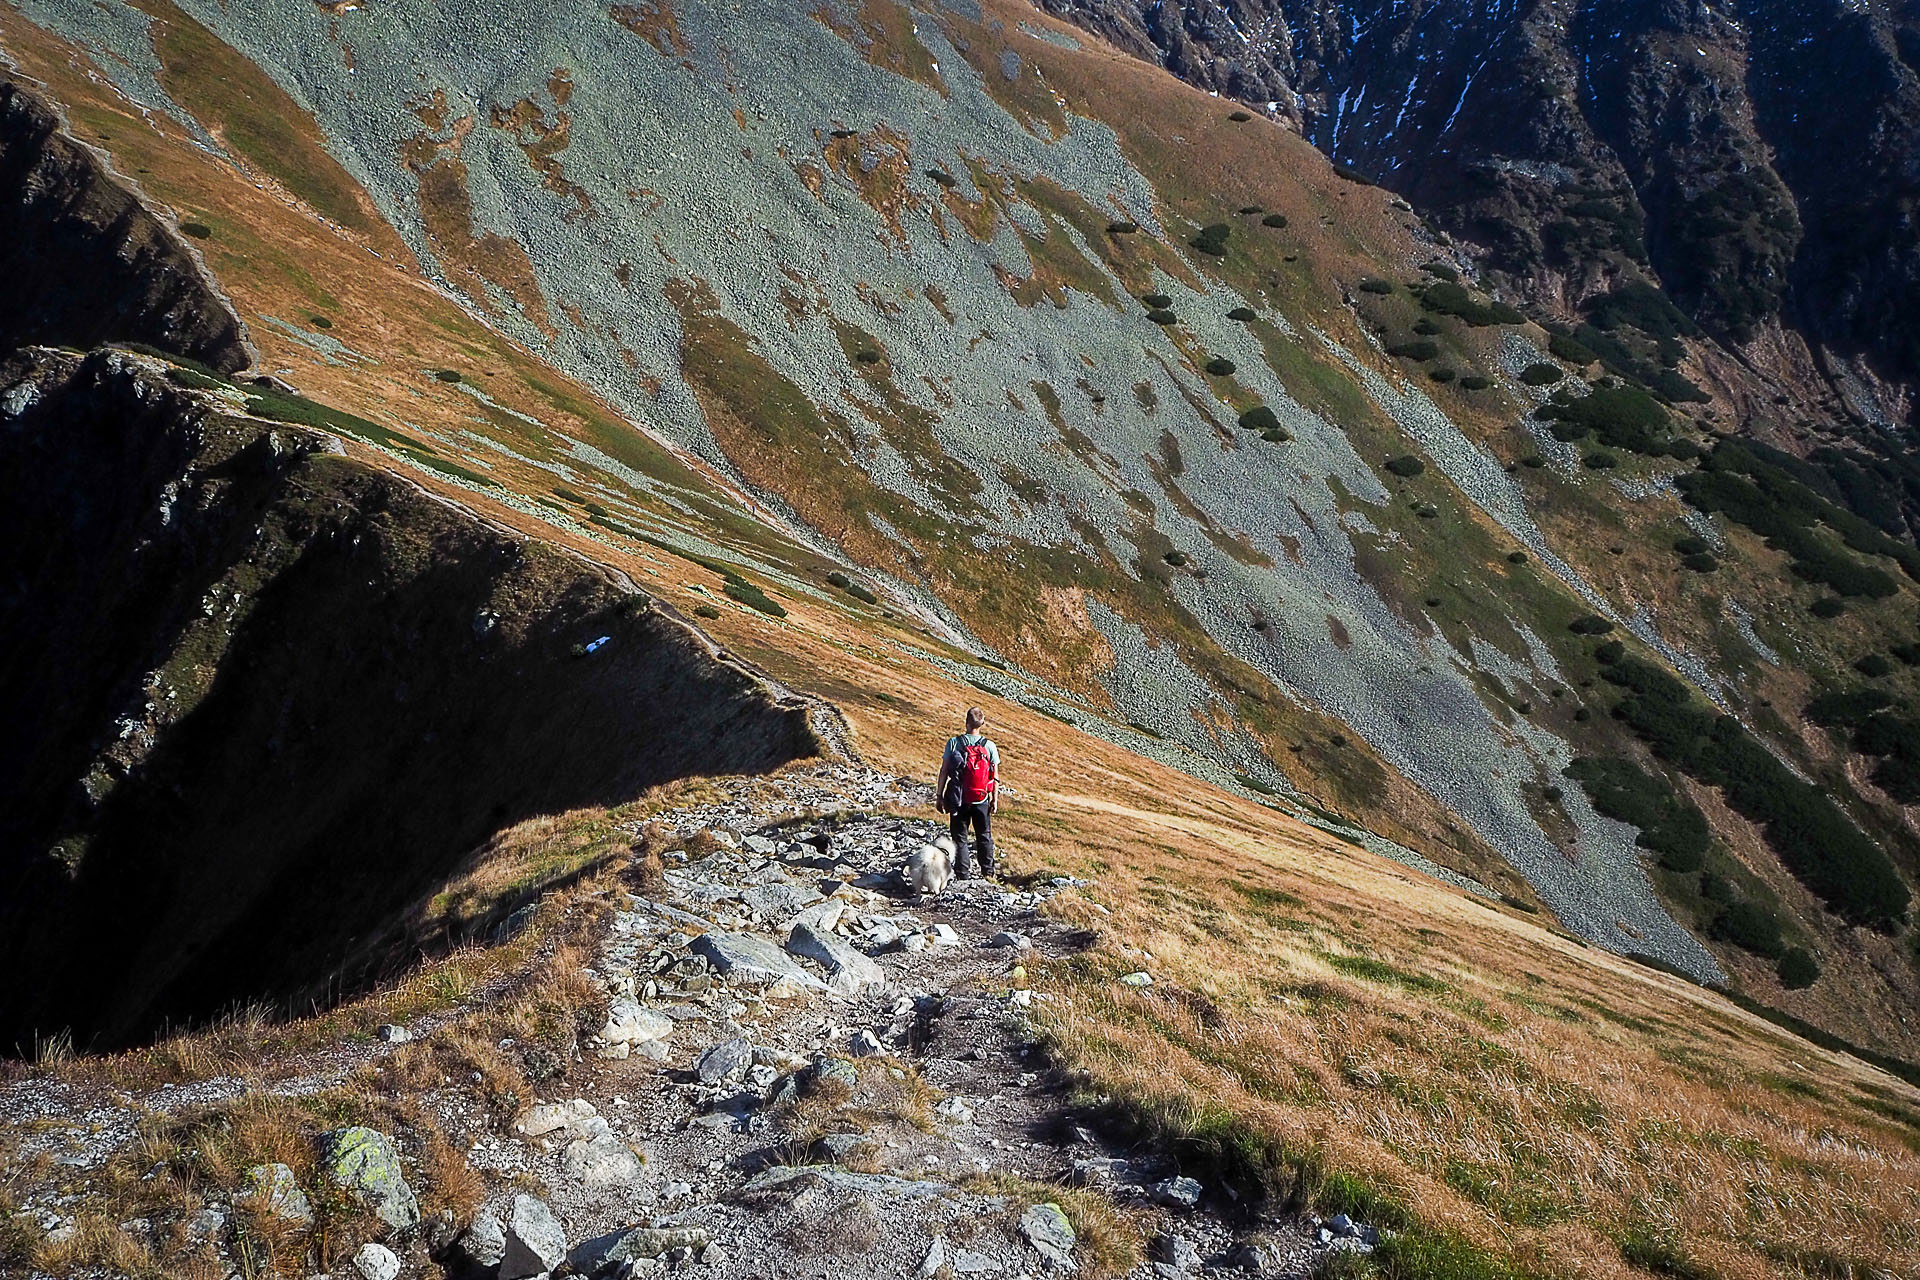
[1044,1,1920,420]
[0,348,827,1052]
[0,80,249,372]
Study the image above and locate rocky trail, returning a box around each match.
[5,762,1389,1280]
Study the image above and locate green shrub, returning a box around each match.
[827,570,853,589]
[1163,550,1189,567]
[1141,292,1173,308]
[1261,427,1291,442]
[1569,615,1615,635]
[1387,340,1439,361]
[1713,899,1786,958]
[1147,309,1178,325]
[854,350,883,364]
[1229,110,1253,122]
[1227,306,1257,322]
[925,168,958,187]
[1584,452,1619,470]
[1205,358,1237,376]
[1585,282,1697,340]
[180,220,213,238]
[1565,757,1710,872]
[1358,278,1395,295]
[165,367,228,391]
[1894,643,1920,666]
[1429,368,1456,383]
[1459,375,1492,391]
[1664,438,1703,460]
[846,580,878,604]
[435,369,463,383]
[1574,707,1593,722]
[1620,1227,1716,1280]
[1809,597,1847,618]
[1385,455,1426,478]
[1190,223,1231,256]
[1700,871,1736,904]
[1519,363,1564,386]
[1535,385,1671,455]
[1674,535,1713,556]
[1595,640,1626,663]
[310,315,334,330]
[1507,551,1528,564]
[1238,406,1281,433]
[1805,688,1892,727]
[1106,221,1139,235]
[1777,947,1821,989]
[1421,260,1459,283]
[1260,213,1289,228]
[1419,282,1523,326]
[1602,656,1909,929]
[1681,552,1719,572]
[1650,369,1710,404]
[1520,455,1545,468]
[1855,654,1894,678]
[1413,317,1442,336]
[1332,163,1376,186]
[693,603,721,619]
[1548,332,1598,365]
[724,579,788,618]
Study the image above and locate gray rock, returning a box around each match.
[563,1134,646,1188]
[918,1236,949,1280]
[743,834,779,855]
[352,1242,400,1280]
[237,1163,312,1225]
[501,1194,567,1280]
[785,900,845,933]
[1153,1233,1201,1271]
[1151,1265,1185,1280]
[1225,1240,1287,1275]
[569,1225,712,1273]
[462,1208,507,1268]
[317,1127,419,1230]
[700,1241,729,1267]
[696,1037,755,1084]
[374,1024,412,1044]
[786,922,885,996]
[848,1029,884,1057]
[930,923,962,946]
[808,1056,860,1094]
[1118,971,1154,987]
[813,1131,873,1162]
[1151,1175,1203,1209]
[742,881,822,920]
[602,999,675,1044]
[692,931,828,990]
[988,931,1032,950]
[1019,1202,1077,1270]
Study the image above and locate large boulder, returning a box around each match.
[462,1207,507,1268]
[352,1242,400,1280]
[317,1127,419,1231]
[785,922,885,996]
[600,999,675,1045]
[695,1037,755,1085]
[563,1133,646,1189]
[500,1194,567,1280]
[691,931,827,991]
[740,881,822,920]
[568,1224,712,1274]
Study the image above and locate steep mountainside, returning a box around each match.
[1043,0,1920,437]
[7,0,1920,1058]
[3,5,1920,1279]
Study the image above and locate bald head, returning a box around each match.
[965,706,986,731]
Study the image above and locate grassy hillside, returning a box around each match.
[2,2,1918,1275]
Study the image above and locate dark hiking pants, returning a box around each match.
[950,800,995,878]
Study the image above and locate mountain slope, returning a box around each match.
[9,0,1920,1052]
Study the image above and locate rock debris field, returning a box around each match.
[5,763,1403,1279]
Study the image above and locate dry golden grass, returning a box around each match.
[963,1173,1142,1280]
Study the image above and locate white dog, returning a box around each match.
[905,835,957,901]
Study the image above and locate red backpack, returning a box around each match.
[957,739,996,805]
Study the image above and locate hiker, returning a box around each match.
[935,706,1001,880]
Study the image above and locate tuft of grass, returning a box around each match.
[966,1175,1140,1280]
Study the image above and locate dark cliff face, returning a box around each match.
[1043,0,1920,420]
[0,80,250,373]
[0,349,823,1051]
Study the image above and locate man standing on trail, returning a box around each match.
[935,706,1000,880]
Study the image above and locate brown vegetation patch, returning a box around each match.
[488,76,594,216]
[810,0,947,97]
[609,1,690,57]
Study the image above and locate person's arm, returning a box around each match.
[934,741,952,812]
[989,741,1002,812]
